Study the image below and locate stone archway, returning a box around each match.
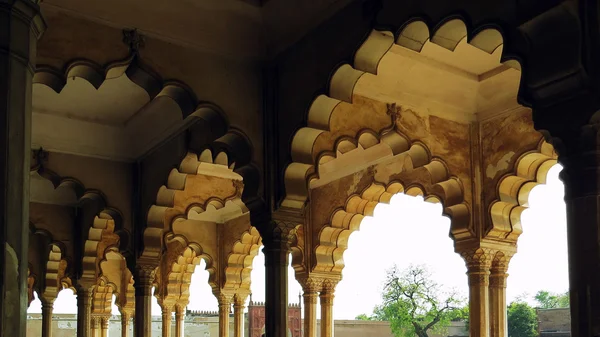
[279,14,567,337]
[140,143,262,337]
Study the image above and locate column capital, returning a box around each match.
[175,302,187,314]
[100,316,110,329]
[320,278,338,295]
[459,247,495,269]
[134,264,156,296]
[91,315,101,329]
[298,277,323,293]
[233,292,249,308]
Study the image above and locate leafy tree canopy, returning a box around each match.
[359,264,466,337]
[534,290,569,309]
[507,301,538,337]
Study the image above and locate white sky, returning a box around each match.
[29,165,569,320]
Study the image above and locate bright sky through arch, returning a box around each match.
[28,165,568,318]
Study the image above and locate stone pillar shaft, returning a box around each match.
[41,300,54,337]
[134,266,155,337]
[0,2,45,336]
[233,303,244,337]
[91,317,100,337]
[561,151,600,337]
[218,295,232,337]
[121,313,130,337]
[489,255,510,337]
[76,287,93,337]
[100,317,109,337]
[468,266,490,337]
[319,284,336,337]
[161,306,172,337]
[303,290,318,337]
[460,248,493,337]
[175,305,185,337]
[263,227,292,337]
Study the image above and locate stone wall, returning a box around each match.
[537,308,571,337]
[26,314,468,337]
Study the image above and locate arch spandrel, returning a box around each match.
[99,248,135,313]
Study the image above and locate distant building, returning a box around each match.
[537,308,571,337]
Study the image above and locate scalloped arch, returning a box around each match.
[312,161,468,274]
[142,136,257,266]
[224,227,262,292]
[284,20,510,211]
[488,140,558,242]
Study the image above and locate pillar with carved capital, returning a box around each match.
[90,316,100,337]
[134,265,156,337]
[460,248,493,337]
[100,316,110,337]
[233,293,248,337]
[76,285,94,337]
[489,251,512,337]
[299,278,320,337]
[0,2,45,336]
[175,304,185,337]
[320,279,337,337]
[120,311,131,337]
[217,293,233,337]
[161,304,173,337]
[261,220,295,337]
[40,298,54,337]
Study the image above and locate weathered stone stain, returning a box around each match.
[486,152,515,179]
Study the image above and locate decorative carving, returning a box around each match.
[321,278,338,294]
[122,28,145,54]
[31,147,49,172]
[460,248,494,268]
[385,102,401,127]
[134,264,156,293]
[298,277,323,293]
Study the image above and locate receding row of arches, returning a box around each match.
[21,9,571,337]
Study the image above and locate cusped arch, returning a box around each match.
[98,247,134,313]
[142,127,258,267]
[284,21,515,211]
[312,154,467,274]
[30,167,129,288]
[488,140,558,242]
[157,235,215,308]
[224,227,262,292]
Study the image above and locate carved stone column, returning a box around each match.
[90,316,100,337]
[233,293,248,337]
[217,293,233,337]
[0,2,45,336]
[76,285,94,337]
[299,278,320,337]
[460,248,493,337]
[41,298,54,337]
[320,279,337,337]
[559,130,600,336]
[160,304,173,337]
[120,311,131,337]
[100,316,109,337]
[261,221,295,337]
[134,265,156,337]
[175,304,185,337]
[489,251,512,337]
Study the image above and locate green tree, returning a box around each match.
[373,264,466,337]
[355,314,373,321]
[507,301,538,337]
[534,290,569,308]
